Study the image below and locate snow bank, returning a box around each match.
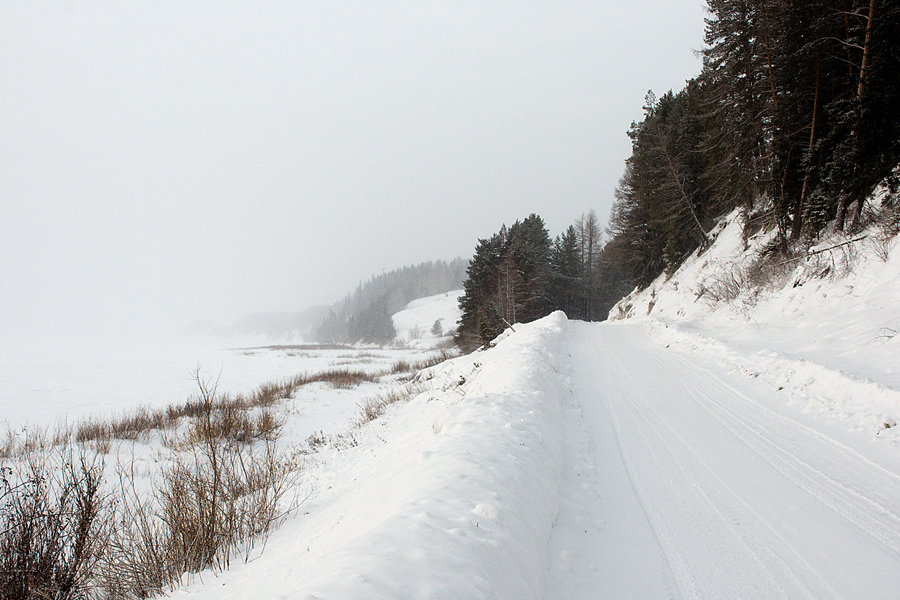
[609,207,900,441]
[173,312,570,600]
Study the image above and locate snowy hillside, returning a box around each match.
[391,290,462,348]
[610,206,900,441]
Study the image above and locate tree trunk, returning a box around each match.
[662,147,711,246]
[761,3,779,111]
[857,0,878,101]
[850,197,866,231]
[844,0,855,79]
[791,56,822,240]
[835,194,851,232]
[836,0,877,233]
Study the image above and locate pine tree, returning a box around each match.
[550,226,584,319]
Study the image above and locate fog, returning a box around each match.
[0,1,706,343]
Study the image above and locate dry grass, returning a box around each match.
[74,367,381,445]
[390,348,458,377]
[352,381,429,428]
[0,423,77,461]
[2,349,451,597]
[3,369,310,599]
[698,241,800,308]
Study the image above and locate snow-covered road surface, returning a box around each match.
[548,321,900,599]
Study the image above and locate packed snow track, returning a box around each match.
[548,321,900,599]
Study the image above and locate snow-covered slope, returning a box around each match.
[610,208,900,442]
[391,289,462,348]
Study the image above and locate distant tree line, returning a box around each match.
[455,212,628,351]
[314,259,467,345]
[604,0,900,290]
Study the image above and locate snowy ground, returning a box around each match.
[6,219,900,598]
[162,210,900,599]
[0,338,425,432]
[553,321,900,599]
[1,291,462,430]
[611,208,900,442]
[167,303,900,599]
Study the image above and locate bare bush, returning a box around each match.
[99,375,300,598]
[699,264,747,303]
[390,348,458,377]
[353,383,424,428]
[1,448,108,600]
[698,240,801,308]
[867,206,900,261]
[876,326,898,343]
[391,358,411,374]
[1,424,76,461]
[76,367,378,445]
[100,464,182,599]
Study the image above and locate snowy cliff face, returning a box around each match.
[609,208,768,322]
[610,202,900,337]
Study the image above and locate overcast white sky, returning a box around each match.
[0,1,707,342]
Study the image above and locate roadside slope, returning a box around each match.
[172,313,570,600]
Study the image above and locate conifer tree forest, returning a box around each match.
[456,0,900,351]
[455,213,619,351]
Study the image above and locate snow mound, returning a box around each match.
[173,312,571,600]
[392,290,463,348]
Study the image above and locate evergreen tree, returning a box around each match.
[455,215,554,351]
[550,226,584,319]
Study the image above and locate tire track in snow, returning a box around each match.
[555,321,900,599]
[598,332,824,600]
[672,356,900,556]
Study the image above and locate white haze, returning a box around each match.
[0,1,706,344]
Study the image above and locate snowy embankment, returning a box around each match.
[173,313,570,600]
[611,207,900,444]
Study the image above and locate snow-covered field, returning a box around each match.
[0,337,418,432]
[1,292,462,431]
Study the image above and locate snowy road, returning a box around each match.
[547,321,900,599]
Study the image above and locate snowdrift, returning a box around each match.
[173,313,571,600]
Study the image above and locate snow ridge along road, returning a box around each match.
[173,313,571,600]
[548,320,900,599]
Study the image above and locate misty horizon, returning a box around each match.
[1,1,706,343]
